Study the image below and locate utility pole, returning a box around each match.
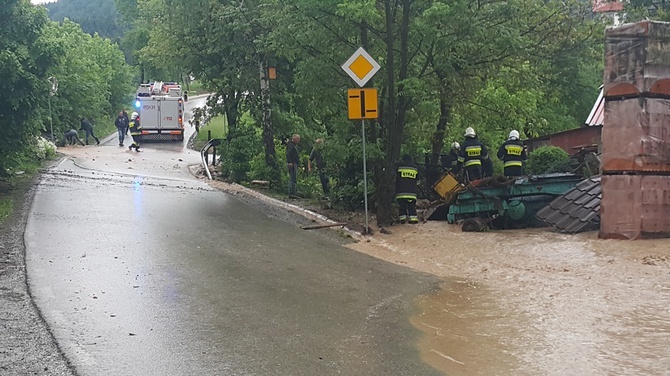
[260,60,271,147]
[47,77,58,142]
[259,59,279,180]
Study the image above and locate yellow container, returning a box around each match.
[432,172,463,202]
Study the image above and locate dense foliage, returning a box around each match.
[112,0,605,225]
[624,0,670,21]
[44,0,123,40]
[525,146,571,175]
[0,0,134,177]
[4,0,608,226]
[1,0,59,176]
[41,20,135,135]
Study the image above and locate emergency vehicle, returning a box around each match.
[134,81,185,141]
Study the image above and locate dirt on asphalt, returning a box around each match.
[2,148,669,375]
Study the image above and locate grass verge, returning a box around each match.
[0,197,11,222]
[192,114,228,150]
[0,152,56,224]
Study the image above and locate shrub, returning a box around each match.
[34,137,57,160]
[525,146,570,175]
[219,125,260,183]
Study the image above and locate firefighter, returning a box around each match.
[457,127,490,182]
[128,112,142,152]
[497,129,528,177]
[395,155,419,224]
[441,142,460,174]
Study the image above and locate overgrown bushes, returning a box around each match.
[525,146,571,175]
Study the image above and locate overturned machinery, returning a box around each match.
[432,173,584,229]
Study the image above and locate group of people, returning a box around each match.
[114,109,142,151]
[284,128,528,225]
[285,134,329,200]
[63,117,100,146]
[441,127,528,181]
[395,127,528,225]
[62,109,142,152]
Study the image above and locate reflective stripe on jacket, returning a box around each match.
[458,137,488,169]
[129,120,142,135]
[395,163,418,199]
[497,140,527,168]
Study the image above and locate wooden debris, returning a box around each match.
[300,222,347,230]
[250,180,269,188]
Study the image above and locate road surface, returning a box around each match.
[24,97,443,375]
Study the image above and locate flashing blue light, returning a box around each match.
[134,99,141,108]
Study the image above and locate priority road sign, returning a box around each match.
[347,88,378,120]
[341,47,381,87]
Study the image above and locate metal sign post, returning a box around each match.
[342,48,380,235]
[361,120,369,233]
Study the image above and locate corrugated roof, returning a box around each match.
[585,87,604,126]
[536,176,601,233]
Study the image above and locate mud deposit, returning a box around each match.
[196,174,670,375]
[352,225,670,375]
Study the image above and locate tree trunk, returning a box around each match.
[375,0,398,227]
[224,88,239,143]
[429,91,451,167]
[377,0,413,227]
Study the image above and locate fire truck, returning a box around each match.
[134,81,185,141]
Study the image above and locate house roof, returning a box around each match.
[585,87,604,126]
[536,175,601,233]
[593,1,624,13]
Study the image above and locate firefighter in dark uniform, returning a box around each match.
[441,142,460,174]
[457,127,490,182]
[497,129,527,177]
[128,112,142,152]
[395,155,419,224]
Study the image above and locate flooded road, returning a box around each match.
[24,108,444,375]
[351,224,670,375]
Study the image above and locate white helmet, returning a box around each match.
[508,130,520,140]
[464,127,476,138]
[131,112,138,120]
[451,142,460,150]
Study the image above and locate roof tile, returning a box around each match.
[536,176,601,233]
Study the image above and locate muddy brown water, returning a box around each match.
[352,224,670,375]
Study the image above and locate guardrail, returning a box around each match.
[200,138,222,179]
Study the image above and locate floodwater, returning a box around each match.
[351,223,670,375]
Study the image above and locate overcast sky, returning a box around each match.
[31,0,57,4]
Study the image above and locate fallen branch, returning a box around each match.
[300,222,347,230]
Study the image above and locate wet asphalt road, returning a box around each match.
[24,98,442,375]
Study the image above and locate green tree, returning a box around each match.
[135,0,605,225]
[45,0,123,40]
[43,20,134,134]
[0,0,62,175]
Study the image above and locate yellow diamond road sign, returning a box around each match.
[342,47,380,87]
